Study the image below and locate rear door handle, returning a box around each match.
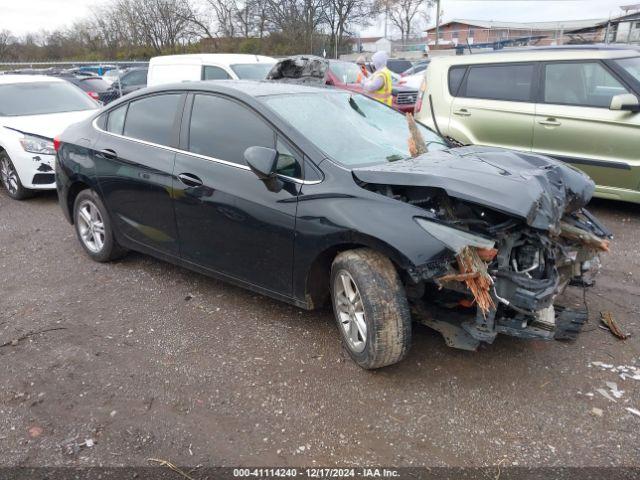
[453,108,471,116]
[538,118,561,127]
[98,148,117,160]
[178,173,203,187]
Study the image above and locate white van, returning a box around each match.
[147,54,276,87]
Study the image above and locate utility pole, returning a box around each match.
[384,1,388,39]
[435,0,441,46]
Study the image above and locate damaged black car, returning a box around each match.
[55,81,610,369]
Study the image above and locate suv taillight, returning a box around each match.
[53,137,61,152]
[414,78,427,113]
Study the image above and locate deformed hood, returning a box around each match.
[352,146,595,231]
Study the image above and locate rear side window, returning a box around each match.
[106,104,127,135]
[188,94,274,165]
[463,64,534,102]
[123,94,181,146]
[448,66,466,96]
[203,66,232,80]
[122,69,147,86]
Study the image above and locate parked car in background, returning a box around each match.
[56,81,608,368]
[386,58,413,75]
[401,60,430,77]
[55,75,112,101]
[99,67,148,104]
[267,56,419,113]
[0,75,98,199]
[415,46,640,203]
[147,54,276,87]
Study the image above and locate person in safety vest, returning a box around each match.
[355,55,369,83]
[360,51,392,106]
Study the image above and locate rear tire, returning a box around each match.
[0,151,35,200]
[73,189,127,262]
[330,248,411,369]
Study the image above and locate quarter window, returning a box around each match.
[106,104,127,135]
[276,138,302,178]
[203,66,232,80]
[544,62,630,108]
[122,94,181,146]
[464,64,534,102]
[448,66,466,96]
[188,94,274,165]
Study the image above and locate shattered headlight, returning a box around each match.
[414,217,495,253]
[19,134,55,155]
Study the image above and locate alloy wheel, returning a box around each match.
[334,270,367,353]
[77,200,106,253]
[0,157,19,195]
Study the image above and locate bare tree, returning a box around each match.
[324,0,374,57]
[0,29,15,60]
[384,0,432,42]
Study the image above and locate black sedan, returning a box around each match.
[55,81,609,369]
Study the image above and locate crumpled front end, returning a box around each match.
[355,148,611,350]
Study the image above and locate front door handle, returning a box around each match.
[178,173,203,187]
[538,118,561,127]
[453,108,471,116]
[98,148,117,160]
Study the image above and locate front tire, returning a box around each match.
[331,248,411,369]
[73,189,126,262]
[0,151,35,200]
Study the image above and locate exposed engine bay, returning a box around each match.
[354,146,611,350]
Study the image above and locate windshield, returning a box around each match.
[0,81,97,116]
[231,63,275,80]
[330,62,362,84]
[615,56,640,83]
[264,92,447,167]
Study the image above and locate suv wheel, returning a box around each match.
[330,248,411,369]
[73,189,126,262]
[0,151,34,200]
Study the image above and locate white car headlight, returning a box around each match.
[19,134,55,155]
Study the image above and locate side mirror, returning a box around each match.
[244,146,282,192]
[609,93,640,112]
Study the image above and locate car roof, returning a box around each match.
[0,74,66,85]
[138,79,335,98]
[431,45,639,66]
[149,54,275,66]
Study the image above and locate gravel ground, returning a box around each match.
[0,188,639,468]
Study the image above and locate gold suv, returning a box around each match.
[415,46,640,203]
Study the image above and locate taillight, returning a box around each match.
[87,91,100,100]
[414,78,427,113]
[53,137,61,152]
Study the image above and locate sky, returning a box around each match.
[0,0,633,36]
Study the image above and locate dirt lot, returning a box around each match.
[1,188,639,469]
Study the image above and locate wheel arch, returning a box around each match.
[302,234,413,310]
[64,177,95,224]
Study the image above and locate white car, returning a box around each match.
[0,75,99,200]
[398,72,426,89]
[147,53,276,87]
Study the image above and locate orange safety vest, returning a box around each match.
[369,67,393,106]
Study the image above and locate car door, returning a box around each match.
[94,92,185,257]
[448,62,536,151]
[172,93,301,296]
[533,60,640,191]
